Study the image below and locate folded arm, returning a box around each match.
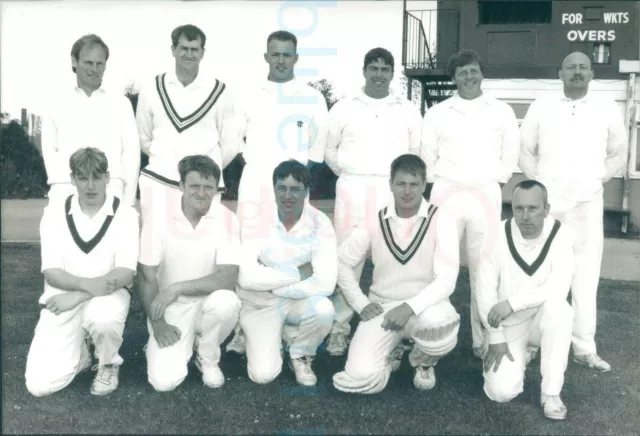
[603,101,629,182]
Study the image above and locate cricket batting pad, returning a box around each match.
[411,312,461,357]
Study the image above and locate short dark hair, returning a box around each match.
[71,34,109,73]
[272,159,310,189]
[390,154,427,181]
[69,147,109,178]
[447,49,484,78]
[267,30,297,50]
[363,48,395,72]
[513,180,548,206]
[178,155,220,185]
[171,24,206,49]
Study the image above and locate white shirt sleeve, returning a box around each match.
[135,83,154,156]
[115,207,140,272]
[519,99,542,179]
[336,226,373,313]
[475,244,506,344]
[138,212,164,267]
[405,209,460,314]
[40,110,66,184]
[324,101,344,176]
[216,89,241,169]
[603,100,629,182]
[119,97,141,206]
[499,104,521,184]
[307,95,329,163]
[407,103,423,156]
[237,240,301,292]
[420,108,439,184]
[40,206,64,271]
[271,214,338,299]
[216,211,241,266]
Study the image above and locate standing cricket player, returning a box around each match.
[25,147,139,396]
[421,49,520,359]
[519,51,628,372]
[41,34,140,206]
[137,155,241,391]
[236,160,337,386]
[324,48,423,356]
[332,155,460,394]
[225,30,329,354]
[476,180,575,420]
[136,24,237,223]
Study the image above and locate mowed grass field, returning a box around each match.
[2,242,639,435]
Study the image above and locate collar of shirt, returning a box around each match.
[260,77,302,93]
[165,69,208,90]
[73,86,106,98]
[445,92,497,112]
[68,193,116,219]
[273,202,315,233]
[559,90,592,104]
[353,88,404,106]
[509,215,557,247]
[382,198,432,221]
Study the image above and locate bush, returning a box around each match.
[1,121,48,199]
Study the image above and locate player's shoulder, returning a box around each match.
[114,201,140,222]
[211,202,241,231]
[306,203,333,227]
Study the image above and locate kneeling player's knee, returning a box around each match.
[26,380,54,397]
[148,373,186,392]
[248,363,281,385]
[484,377,522,403]
[25,375,70,397]
[312,297,335,322]
[202,290,241,320]
[84,295,129,333]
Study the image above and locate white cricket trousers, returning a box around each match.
[484,299,573,402]
[333,300,460,394]
[239,296,334,384]
[430,179,502,351]
[138,172,222,225]
[548,193,604,356]
[25,289,130,397]
[331,174,393,336]
[145,290,240,392]
[47,181,124,204]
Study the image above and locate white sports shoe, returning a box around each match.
[413,366,436,390]
[289,356,317,386]
[90,364,120,396]
[196,356,225,388]
[225,331,246,355]
[573,353,611,372]
[541,393,567,420]
[326,333,348,356]
[389,346,404,373]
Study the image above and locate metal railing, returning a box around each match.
[402,8,459,71]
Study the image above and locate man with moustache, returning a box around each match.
[136,24,237,224]
[41,34,140,206]
[421,49,520,359]
[519,51,628,372]
[476,180,575,420]
[225,30,329,354]
[333,155,460,394]
[137,155,241,391]
[323,48,423,356]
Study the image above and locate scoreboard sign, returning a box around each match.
[562,11,631,42]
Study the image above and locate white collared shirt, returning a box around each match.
[475,216,575,344]
[39,193,140,303]
[136,70,237,184]
[421,93,520,187]
[138,196,241,303]
[324,89,422,177]
[41,86,141,205]
[235,79,329,174]
[519,92,628,201]
[236,203,338,307]
[337,199,459,315]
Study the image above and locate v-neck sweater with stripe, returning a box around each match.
[337,199,460,315]
[475,216,575,344]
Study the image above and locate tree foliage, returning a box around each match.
[1,121,48,199]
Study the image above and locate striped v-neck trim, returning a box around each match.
[65,196,120,254]
[155,73,226,133]
[378,205,437,265]
[505,218,561,277]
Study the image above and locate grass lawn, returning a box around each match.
[2,242,639,435]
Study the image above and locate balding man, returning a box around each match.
[519,51,628,372]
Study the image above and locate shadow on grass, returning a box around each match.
[2,243,639,435]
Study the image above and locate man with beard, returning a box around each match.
[421,49,520,359]
[323,48,423,356]
[519,51,628,372]
[136,24,237,224]
[41,34,140,206]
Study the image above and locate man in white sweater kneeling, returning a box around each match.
[476,180,575,420]
[333,154,461,394]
